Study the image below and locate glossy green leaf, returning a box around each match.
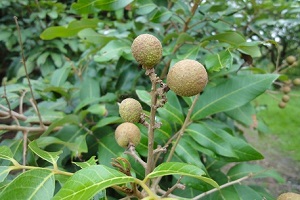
[25,109,65,123]
[28,141,63,165]
[0,166,11,182]
[93,116,122,129]
[225,103,255,126]
[80,78,100,100]
[176,46,200,60]
[40,19,99,40]
[50,65,71,87]
[146,162,219,188]
[203,31,246,46]
[0,169,55,200]
[72,0,133,14]
[187,123,263,161]
[87,104,107,116]
[94,40,130,62]
[227,163,284,183]
[191,74,279,120]
[149,7,172,23]
[135,0,157,15]
[0,146,13,161]
[72,156,98,169]
[42,115,80,136]
[78,28,115,45]
[205,49,233,72]
[52,165,135,200]
[136,89,151,106]
[238,42,261,57]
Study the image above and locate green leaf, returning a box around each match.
[192,74,279,120]
[72,156,98,169]
[135,0,157,15]
[238,42,261,57]
[146,162,218,188]
[149,7,172,23]
[225,103,255,126]
[136,89,151,106]
[80,78,100,101]
[205,49,233,72]
[78,28,115,45]
[0,146,13,161]
[52,165,135,200]
[42,115,80,136]
[0,169,55,200]
[93,116,122,129]
[28,141,62,165]
[203,31,246,46]
[227,163,284,183]
[187,123,264,161]
[0,166,11,182]
[94,40,130,63]
[50,65,71,87]
[40,19,99,40]
[72,0,133,14]
[87,104,107,116]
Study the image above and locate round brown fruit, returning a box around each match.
[119,98,142,123]
[286,56,296,65]
[281,95,290,103]
[167,59,208,97]
[131,34,162,69]
[278,101,286,109]
[277,192,300,200]
[115,122,141,148]
[293,78,300,86]
[282,86,291,94]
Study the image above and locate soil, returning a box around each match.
[244,130,300,198]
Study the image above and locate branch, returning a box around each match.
[125,145,147,169]
[192,173,253,200]
[0,124,59,133]
[162,176,185,197]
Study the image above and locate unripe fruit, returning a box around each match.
[286,56,296,65]
[115,122,141,148]
[282,86,291,94]
[167,59,208,97]
[278,101,286,109]
[277,192,300,200]
[281,95,290,103]
[293,78,300,86]
[119,98,142,123]
[131,34,162,69]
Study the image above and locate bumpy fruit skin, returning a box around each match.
[282,86,291,94]
[282,95,290,103]
[286,56,296,65]
[278,101,286,109]
[115,122,141,148]
[277,192,300,200]
[119,98,142,123]
[167,59,208,97]
[293,78,300,86]
[131,34,162,69]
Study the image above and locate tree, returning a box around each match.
[0,0,299,199]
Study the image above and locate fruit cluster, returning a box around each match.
[278,77,300,109]
[114,34,208,148]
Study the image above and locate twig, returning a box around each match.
[0,124,61,133]
[192,173,253,200]
[22,131,28,172]
[157,188,182,198]
[0,106,27,121]
[125,145,147,169]
[13,16,45,129]
[162,176,185,197]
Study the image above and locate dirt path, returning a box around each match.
[244,131,300,198]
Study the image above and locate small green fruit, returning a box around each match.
[278,101,286,109]
[115,122,141,148]
[131,34,162,69]
[281,95,290,103]
[293,78,300,86]
[277,192,300,200]
[119,98,142,123]
[167,59,208,97]
[286,56,296,65]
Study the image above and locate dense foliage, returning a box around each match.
[0,0,299,199]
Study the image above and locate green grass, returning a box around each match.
[255,89,300,161]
